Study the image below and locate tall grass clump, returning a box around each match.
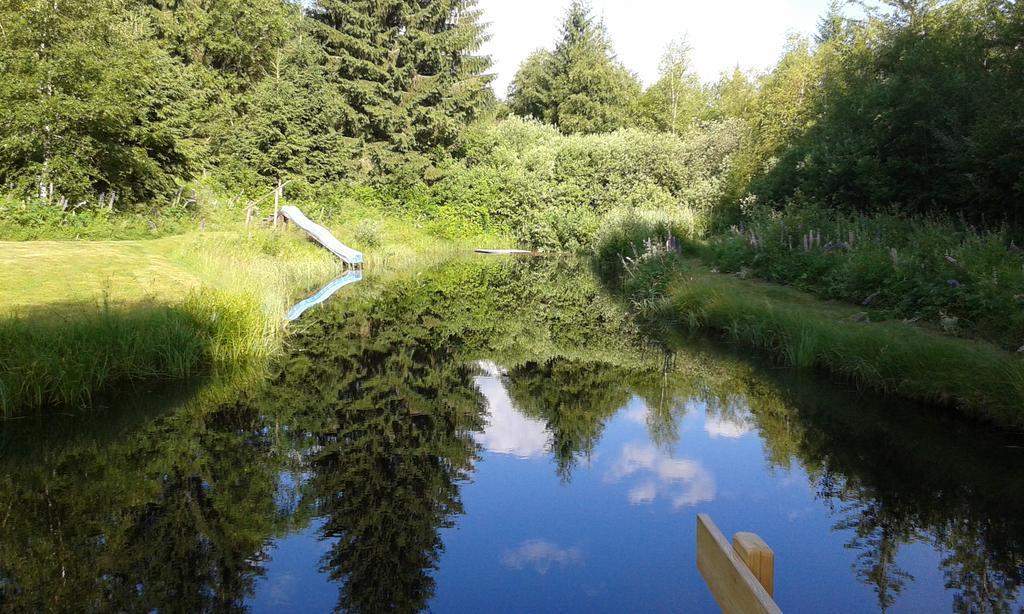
[0,291,268,414]
[705,201,1024,349]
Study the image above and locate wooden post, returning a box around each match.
[273,179,281,229]
[733,532,774,597]
[697,514,781,614]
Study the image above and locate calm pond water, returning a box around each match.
[2,257,1023,613]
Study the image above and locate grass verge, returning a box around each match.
[1,213,509,415]
[598,241,1024,431]
[0,292,264,412]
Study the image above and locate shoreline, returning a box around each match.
[598,253,1024,431]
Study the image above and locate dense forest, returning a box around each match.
[1,0,1021,228]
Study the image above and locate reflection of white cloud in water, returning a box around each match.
[704,416,753,439]
[704,398,755,439]
[623,405,649,426]
[473,362,551,459]
[606,442,716,509]
[628,481,657,504]
[501,540,582,574]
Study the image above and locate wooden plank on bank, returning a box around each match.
[697,514,782,614]
[474,249,535,255]
[279,205,363,265]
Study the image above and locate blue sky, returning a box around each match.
[477,0,832,97]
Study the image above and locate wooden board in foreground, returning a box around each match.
[697,514,782,614]
[733,532,775,597]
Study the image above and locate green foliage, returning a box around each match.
[0,0,495,208]
[214,18,355,188]
[309,0,494,176]
[703,202,1024,349]
[507,1,641,134]
[0,0,194,204]
[506,50,557,123]
[434,117,742,249]
[636,39,708,135]
[745,0,1024,224]
[353,219,384,248]
[0,194,197,240]
[146,0,295,91]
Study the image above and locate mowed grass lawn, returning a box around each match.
[1,239,201,313]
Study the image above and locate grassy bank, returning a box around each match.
[0,211,509,415]
[596,225,1024,431]
[702,202,1024,350]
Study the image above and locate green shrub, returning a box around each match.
[433,117,742,250]
[353,219,383,248]
[704,202,1024,348]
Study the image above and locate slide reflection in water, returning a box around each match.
[285,270,363,322]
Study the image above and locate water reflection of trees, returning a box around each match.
[504,359,632,479]
[263,283,487,613]
[0,390,288,612]
[2,258,1024,612]
[741,367,1024,612]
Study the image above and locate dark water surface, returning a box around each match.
[2,257,1023,613]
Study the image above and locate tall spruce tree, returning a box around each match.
[144,0,295,93]
[309,0,493,177]
[216,16,355,187]
[507,1,640,134]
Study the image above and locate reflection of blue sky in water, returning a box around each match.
[704,415,753,439]
[604,442,716,509]
[249,364,958,613]
[472,367,722,509]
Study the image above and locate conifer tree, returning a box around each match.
[507,50,557,124]
[217,19,355,187]
[144,0,295,93]
[309,0,493,176]
[507,1,640,134]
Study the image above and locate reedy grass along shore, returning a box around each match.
[0,212,509,415]
[596,219,1024,431]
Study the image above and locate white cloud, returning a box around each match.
[704,416,753,439]
[473,365,551,458]
[477,0,827,97]
[501,539,583,574]
[606,442,716,508]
